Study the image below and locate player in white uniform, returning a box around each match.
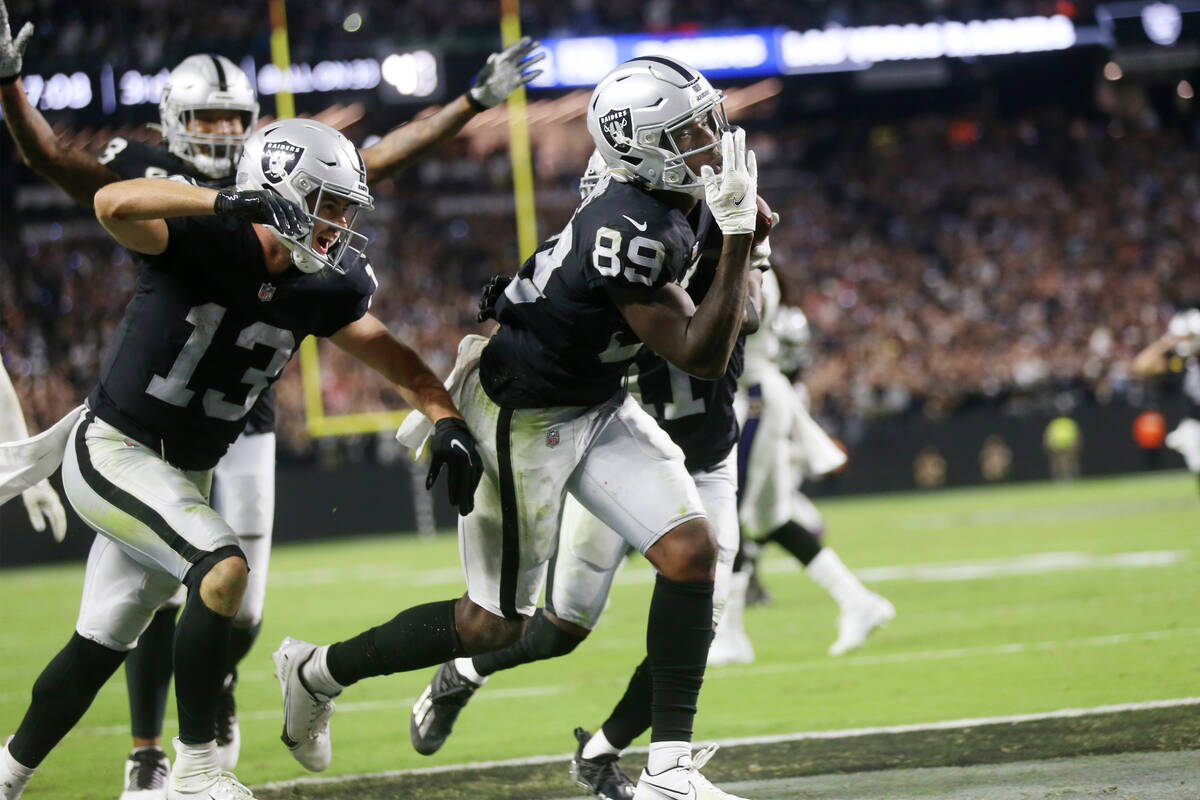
[0,362,67,543]
[275,55,758,800]
[0,4,540,794]
[1133,305,1200,489]
[714,271,895,664]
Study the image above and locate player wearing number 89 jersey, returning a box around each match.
[481,174,697,408]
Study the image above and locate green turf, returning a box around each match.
[2,472,1197,799]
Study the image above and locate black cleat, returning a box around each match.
[569,727,635,800]
[409,661,480,755]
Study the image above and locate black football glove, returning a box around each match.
[477,274,512,323]
[214,189,309,238]
[427,417,484,516]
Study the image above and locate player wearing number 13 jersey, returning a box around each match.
[0,118,482,800]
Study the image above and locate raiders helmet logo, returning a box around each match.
[262,141,305,183]
[599,108,633,153]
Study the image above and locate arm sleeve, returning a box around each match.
[0,361,31,443]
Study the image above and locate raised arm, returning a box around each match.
[94,178,307,254]
[0,1,120,207]
[1132,332,1184,377]
[610,233,753,379]
[609,130,759,379]
[359,37,543,183]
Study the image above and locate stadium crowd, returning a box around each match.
[3,106,1196,457]
[14,0,1100,69]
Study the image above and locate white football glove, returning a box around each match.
[22,479,66,543]
[467,36,545,110]
[700,128,758,236]
[0,0,34,82]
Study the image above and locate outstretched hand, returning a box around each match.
[468,37,545,110]
[0,0,34,82]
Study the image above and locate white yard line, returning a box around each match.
[253,696,1200,790]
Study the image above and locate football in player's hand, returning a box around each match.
[754,195,776,244]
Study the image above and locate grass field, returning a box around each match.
[2,471,1198,798]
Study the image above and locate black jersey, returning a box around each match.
[98,137,276,435]
[631,204,745,472]
[88,214,375,470]
[481,177,696,408]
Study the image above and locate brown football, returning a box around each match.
[754,195,774,244]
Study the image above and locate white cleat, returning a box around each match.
[166,738,253,799]
[829,593,896,656]
[633,745,750,800]
[119,746,170,800]
[1,736,33,800]
[273,637,336,772]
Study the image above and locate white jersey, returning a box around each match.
[736,271,845,539]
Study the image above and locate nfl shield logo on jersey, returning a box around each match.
[546,428,560,448]
[258,282,277,302]
[599,108,633,153]
[262,141,304,183]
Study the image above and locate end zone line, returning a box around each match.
[253,696,1200,790]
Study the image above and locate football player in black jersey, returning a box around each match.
[275,56,756,800]
[0,2,540,793]
[401,150,768,800]
[0,118,483,800]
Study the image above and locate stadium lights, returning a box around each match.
[1104,60,1125,79]
[1178,78,1195,97]
[529,15,1081,87]
[343,12,363,33]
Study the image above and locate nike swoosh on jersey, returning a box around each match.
[622,215,649,231]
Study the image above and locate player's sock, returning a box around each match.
[226,622,261,675]
[453,657,487,685]
[580,727,621,760]
[295,644,342,698]
[767,520,823,566]
[599,657,652,750]
[806,547,870,609]
[470,609,585,677]
[647,575,713,743]
[173,594,232,745]
[8,633,126,767]
[647,740,692,774]
[325,599,464,687]
[125,605,176,740]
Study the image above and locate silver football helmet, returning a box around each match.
[159,54,259,180]
[236,118,373,274]
[586,56,727,198]
[774,306,812,374]
[1169,307,1200,357]
[578,148,608,199]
